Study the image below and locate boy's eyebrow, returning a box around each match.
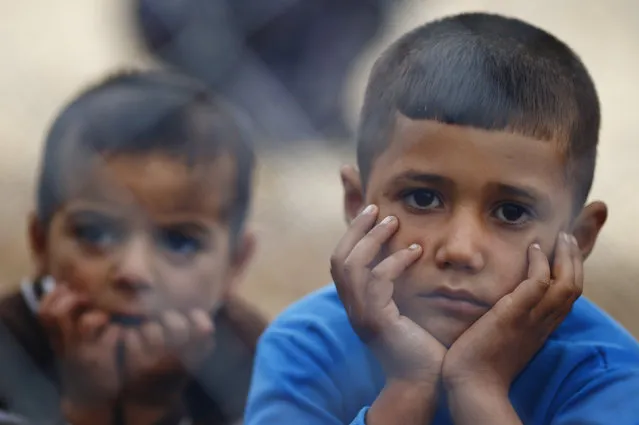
[387,170,452,186]
[65,205,121,219]
[489,183,551,208]
[386,170,552,208]
[160,221,211,237]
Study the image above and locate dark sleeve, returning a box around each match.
[0,293,62,425]
[185,296,267,425]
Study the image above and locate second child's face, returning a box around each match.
[30,152,251,320]
[344,117,605,347]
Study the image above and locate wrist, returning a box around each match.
[446,382,519,425]
[125,399,185,425]
[61,398,113,425]
[367,378,440,425]
[123,372,187,407]
[443,373,509,397]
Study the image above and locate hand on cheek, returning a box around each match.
[39,284,121,408]
[122,309,215,405]
[441,232,582,393]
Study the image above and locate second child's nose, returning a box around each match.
[112,236,155,295]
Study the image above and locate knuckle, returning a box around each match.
[369,267,385,282]
[493,296,518,321]
[556,284,576,301]
[341,259,357,278]
[572,279,583,294]
[495,294,514,311]
[537,277,552,288]
[329,253,342,270]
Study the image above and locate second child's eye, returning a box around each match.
[73,222,121,249]
[158,229,203,257]
[403,189,443,211]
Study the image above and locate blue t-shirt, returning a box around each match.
[245,284,639,424]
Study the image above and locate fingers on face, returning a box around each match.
[512,244,551,312]
[98,322,122,349]
[332,206,413,306]
[370,243,422,283]
[188,309,215,341]
[138,309,213,353]
[182,309,215,365]
[39,285,89,343]
[77,310,109,341]
[334,210,424,329]
[544,233,582,319]
[139,320,165,353]
[331,205,379,282]
[124,327,148,368]
[160,310,191,349]
[333,207,393,300]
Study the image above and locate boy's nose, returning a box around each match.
[112,236,155,295]
[434,210,486,273]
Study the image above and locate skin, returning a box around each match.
[332,117,608,425]
[30,152,255,425]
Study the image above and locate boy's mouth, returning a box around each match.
[419,287,489,318]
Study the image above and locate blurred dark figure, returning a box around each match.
[134,0,396,146]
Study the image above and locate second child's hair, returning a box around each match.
[36,70,255,234]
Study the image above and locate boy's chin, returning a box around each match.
[415,315,474,348]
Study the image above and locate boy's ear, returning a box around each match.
[28,212,48,275]
[227,228,257,291]
[340,164,365,224]
[571,201,608,259]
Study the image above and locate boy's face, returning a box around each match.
[342,117,607,347]
[29,152,254,320]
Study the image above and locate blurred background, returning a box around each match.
[0,0,637,336]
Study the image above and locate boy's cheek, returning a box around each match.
[47,254,110,304]
[160,263,229,311]
[386,220,437,255]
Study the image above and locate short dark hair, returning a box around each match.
[36,70,255,234]
[357,12,600,206]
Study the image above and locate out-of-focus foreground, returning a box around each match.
[0,0,637,335]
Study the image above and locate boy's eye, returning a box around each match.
[494,203,533,225]
[73,222,120,248]
[158,229,204,257]
[403,189,443,210]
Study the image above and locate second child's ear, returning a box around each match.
[227,228,257,291]
[28,212,48,276]
[340,165,365,224]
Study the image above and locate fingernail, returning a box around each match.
[362,205,376,215]
[42,276,56,294]
[561,232,570,243]
[409,243,421,251]
[571,235,579,247]
[531,243,541,250]
[380,216,395,225]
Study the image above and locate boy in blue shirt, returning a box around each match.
[245,12,639,425]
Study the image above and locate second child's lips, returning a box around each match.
[110,313,147,326]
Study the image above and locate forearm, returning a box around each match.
[124,401,185,425]
[367,379,439,425]
[61,399,184,425]
[446,384,522,425]
[61,399,113,425]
